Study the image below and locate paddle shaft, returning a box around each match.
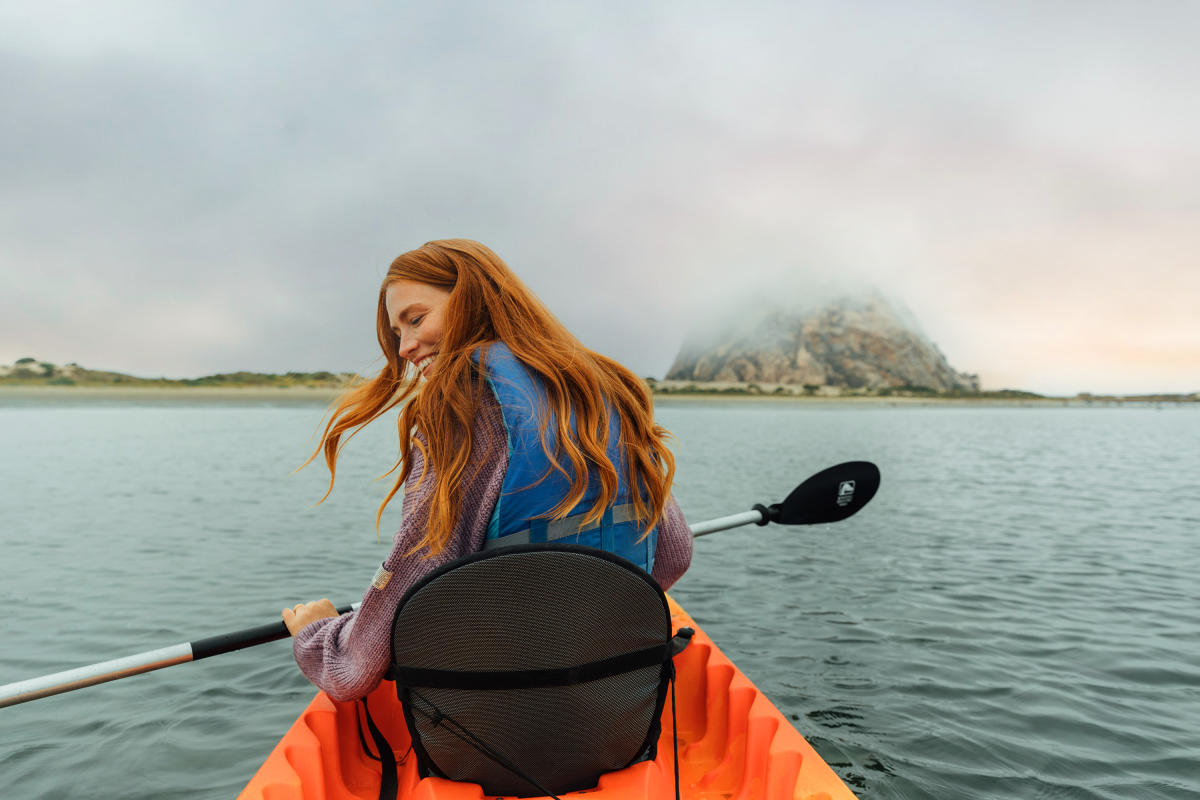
[689,508,765,537]
[0,604,356,709]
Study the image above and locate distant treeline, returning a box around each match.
[646,377,1198,403]
[0,358,353,388]
[649,380,1044,399]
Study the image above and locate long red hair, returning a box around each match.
[310,239,676,556]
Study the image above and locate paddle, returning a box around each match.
[690,460,880,536]
[0,460,879,709]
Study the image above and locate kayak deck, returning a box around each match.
[239,597,858,799]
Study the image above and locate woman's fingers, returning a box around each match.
[282,598,340,636]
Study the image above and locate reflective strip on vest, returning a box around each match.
[482,503,642,549]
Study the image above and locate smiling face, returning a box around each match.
[384,279,453,378]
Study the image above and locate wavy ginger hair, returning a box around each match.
[312,239,676,557]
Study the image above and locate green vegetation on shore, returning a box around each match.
[1,358,353,389]
[645,377,1198,404]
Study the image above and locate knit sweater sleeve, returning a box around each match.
[651,495,692,590]
[291,395,508,701]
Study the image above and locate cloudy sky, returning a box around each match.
[3,1,1197,395]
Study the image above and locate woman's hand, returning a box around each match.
[282,598,339,636]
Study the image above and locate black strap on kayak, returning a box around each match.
[670,662,682,800]
[360,696,398,800]
[355,700,382,762]
[667,626,691,800]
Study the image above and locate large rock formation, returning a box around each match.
[666,294,979,392]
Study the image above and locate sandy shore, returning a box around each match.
[0,384,346,406]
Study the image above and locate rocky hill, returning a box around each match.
[666,294,980,392]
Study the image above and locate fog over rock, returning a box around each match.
[666,293,980,392]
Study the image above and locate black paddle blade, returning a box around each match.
[774,461,880,525]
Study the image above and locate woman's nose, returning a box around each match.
[397,335,417,360]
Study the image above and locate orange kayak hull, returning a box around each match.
[239,597,859,799]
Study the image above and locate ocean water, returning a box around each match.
[1,393,1197,799]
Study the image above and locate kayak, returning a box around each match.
[239,596,859,799]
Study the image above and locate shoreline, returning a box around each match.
[0,384,345,405]
[1,384,1194,408]
[651,393,1194,408]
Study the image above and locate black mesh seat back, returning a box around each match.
[390,544,674,797]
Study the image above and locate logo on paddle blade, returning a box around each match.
[837,480,855,507]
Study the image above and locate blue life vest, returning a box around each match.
[477,342,657,573]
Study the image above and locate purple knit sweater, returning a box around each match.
[293,390,693,701]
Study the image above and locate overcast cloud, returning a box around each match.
[2,1,1198,394]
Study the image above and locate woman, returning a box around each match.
[282,239,692,701]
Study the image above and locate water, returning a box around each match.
[2,394,1197,799]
